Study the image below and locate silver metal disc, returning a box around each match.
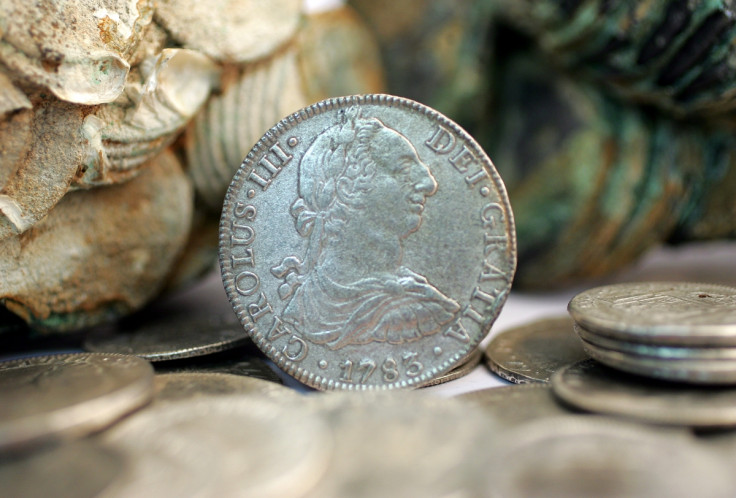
[153,372,296,402]
[552,359,736,427]
[102,395,330,497]
[0,353,154,452]
[458,384,578,430]
[84,310,250,362]
[220,94,516,390]
[422,346,483,387]
[580,338,736,384]
[485,316,588,384]
[568,282,736,346]
[486,416,733,498]
[575,322,736,360]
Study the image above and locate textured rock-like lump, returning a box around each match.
[154,0,302,63]
[0,148,193,331]
[0,0,154,104]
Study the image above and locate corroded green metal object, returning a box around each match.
[495,0,736,117]
[353,0,736,288]
[488,46,736,287]
[350,0,495,126]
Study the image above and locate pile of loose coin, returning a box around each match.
[0,348,508,497]
[568,282,736,384]
[6,280,736,496]
[482,281,736,431]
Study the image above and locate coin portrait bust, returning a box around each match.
[271,108,459,350]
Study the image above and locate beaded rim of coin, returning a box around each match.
[484,316,588,384]
[568,282,736,345]
[552,359,736,427]
[422,347,483,387]
[0,352,154,451]
[220,94,516,390]
[83,312,250,362]
[574,323,736,361]
[580,338,736,384]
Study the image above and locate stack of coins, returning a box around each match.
[567,282,736,384]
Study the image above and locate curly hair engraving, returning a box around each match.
[271,108,459,350]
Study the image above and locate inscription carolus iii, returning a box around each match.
[220,94,516,390]
[270,108,460,350]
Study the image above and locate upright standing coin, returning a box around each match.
[485,316,588,383]
[0,353,154,452]
[220,94,516,390]
[552,359,736,427]
[568,282,736,346]
[84,310,250,362]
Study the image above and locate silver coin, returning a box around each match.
[422,346,483,387]
[568,282,736,346]
[303,392,499,497]
[581,338,736,384]
[485,316,588,383]
[157,349,284,384]
[220,94,516,390]
[0,353,153,452]
[575,323,736,360]
[0,441,123,498]
[552,359,736,427]
[84,309,250,361]
[153,372,296,402]
[102,395,330,497]
[486,416,734,498]
[458,384,577,430]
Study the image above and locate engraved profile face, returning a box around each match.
[271,111,460,350]
[350,125,437,239]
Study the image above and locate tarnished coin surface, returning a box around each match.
[568,282,736,346]
[0,441,123,498]
[486,417,733,498]
[575,323,736,361]
[84,310,250,362]
[458,384,577,430]
[153,372,295,402]
[303,392,499,497]
[580,338,736,384]
[220,94,516,390]
[422,347,483,387]
[156,348,283,384]
[552,359,736,427]
[103,396,329,497]
[485,316,588,383]
[0,353,154,452]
